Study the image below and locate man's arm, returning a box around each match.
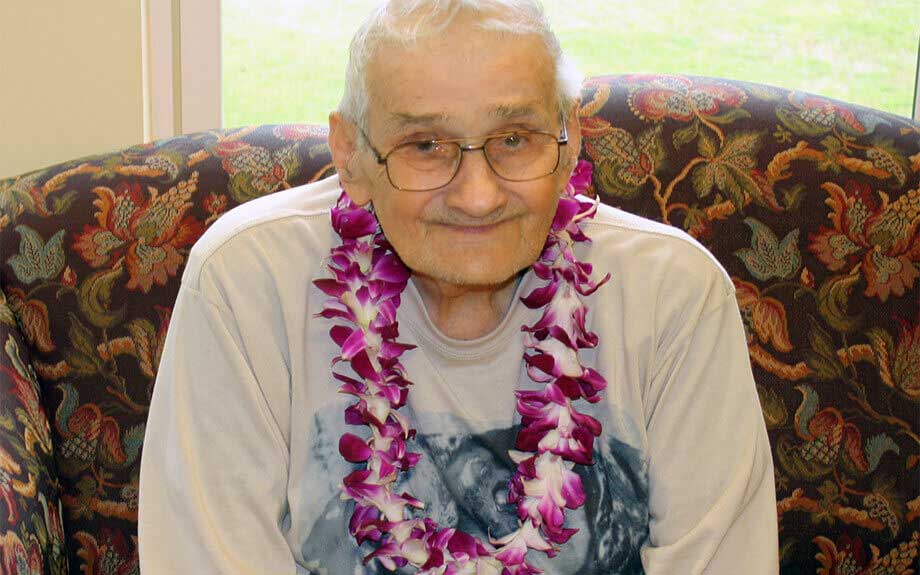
[640,288,778,574]
[138,283,296,575]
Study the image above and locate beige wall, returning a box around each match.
[0,2,144,179]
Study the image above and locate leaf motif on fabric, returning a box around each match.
[757,384,788,428]
[776,436,830,480]
[3,337,46,439]
[55,383,80,433]
[776,104,831,137]
[908,456,920,472]
[7,225,66,285]
[586,125,663,200]
[672,120,699,150]
[734,277,794,352]
[64,349,99,377]
[734,217,802,281]
[808,229,861,274]
[781,183,806,212]
[0,173,45,230]
[226,144,300,202]
[857,111,892,136]
[2,336,30,387]
[705,108,752,125]
[0,291,16,327]
[133,174,199,243]
[833,105,867,135]
[805,316,844,381]
[866,141,908,186]
[793,385,820,439]
[865,433,900,473]
[815,272,865,334]
[697,130,718,159]
[73,228,126,269]
[891,314,920,400]
[869,187,920,256]
[67,313,97,358]
[719,129,761,163]
[808,409,842,444]
[816,479,840,503]
[841,424,868,472]
[753,296,794,353]
[690,131,764,209]
[49,189,79,216]
[100,416,127,464]
[121,424,146,467]
[65,313,100,376]
[73,529,139,573]
[863,249,918,303]
[813,137,845,174]
[5,288,55,353]
[0,531,43,573]
[865,327,895,389]
[77,267,127,330]
[691,158,716,198]
[125,318,157,378]
[143,152,182,179]
[747,85,783,101]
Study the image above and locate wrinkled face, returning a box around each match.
[338,23,580,288]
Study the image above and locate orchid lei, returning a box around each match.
[314,161,610,574]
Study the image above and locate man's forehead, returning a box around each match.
[381,102,552,132]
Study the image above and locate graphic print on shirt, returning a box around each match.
[299,408,649,575]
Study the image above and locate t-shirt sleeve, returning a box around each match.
[138,283,296,575]
[640,288,779,574]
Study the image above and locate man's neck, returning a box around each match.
[411,272,524,340]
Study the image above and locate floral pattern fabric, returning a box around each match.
[0,291,67,574]
[1,125,335,574]
[0,76,917,574]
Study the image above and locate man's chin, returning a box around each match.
[408,257,531,291]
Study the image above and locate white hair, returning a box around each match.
[338,0,583,132]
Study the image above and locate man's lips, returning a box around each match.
[439,222,501,235]
[431,215,520,235]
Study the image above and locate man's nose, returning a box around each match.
[443,148,506,218]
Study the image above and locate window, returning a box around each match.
[221,0,920,127]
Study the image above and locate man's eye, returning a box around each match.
[411,141,448,155]
[502,134,529,149]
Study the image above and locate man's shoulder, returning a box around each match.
[181,174,341,290]
[585,201,734,301]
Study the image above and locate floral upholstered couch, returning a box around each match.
[1,75,918,574]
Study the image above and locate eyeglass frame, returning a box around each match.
[357,113,569,192]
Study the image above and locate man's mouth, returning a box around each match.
[433,215,519,235]
[441,222,501,234]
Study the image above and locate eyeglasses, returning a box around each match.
[360,115,568,192]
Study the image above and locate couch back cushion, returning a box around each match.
[1,292,68,574]
[0,76,917,573]
[1,125,334,572]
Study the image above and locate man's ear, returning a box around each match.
[328,111,372,206]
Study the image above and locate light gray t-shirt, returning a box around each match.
[138,174,778,574]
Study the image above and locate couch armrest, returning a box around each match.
[0,287,69,574]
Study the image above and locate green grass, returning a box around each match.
[222,0,920,128]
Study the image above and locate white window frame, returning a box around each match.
[913,36,919,121]
[142,0,222,141]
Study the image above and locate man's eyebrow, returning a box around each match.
[384,112,451,131]
[489,103,544,121]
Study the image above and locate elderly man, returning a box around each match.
[138,1,778,573]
